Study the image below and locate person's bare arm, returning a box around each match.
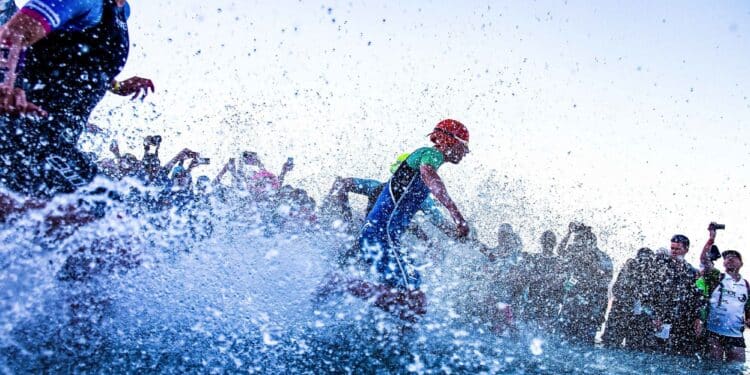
[0,12,48,115]
[699,225,717,273]
[163,149,197,172]
[214,162,229,185]
[1,12,47,82]
[557,226,572,255]
[278,158,294,186]
[420,164,469,238]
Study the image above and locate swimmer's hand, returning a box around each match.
[0,86,46,117]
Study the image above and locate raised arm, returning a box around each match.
[557,223,574,255]
[163,149,197,173]
[214,158,237,185]
[109,139,121,159]
[278,157,294,187]
[699,224,717,273]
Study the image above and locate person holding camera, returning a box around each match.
[137,135,170,187]
[214,152,293,198]
[695,223,749,363]
[239,151,287,195]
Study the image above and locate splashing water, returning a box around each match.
[0,178,745,374]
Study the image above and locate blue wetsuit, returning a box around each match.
[0,0,130,197]
[359,147,445,290]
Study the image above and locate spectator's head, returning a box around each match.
[540,230,556,255]
[195,175,211,194]
[569,222,596,251]
[636,247,654,259]
[496,223,522,259]
[497,223,515,243]
[171,166,192,189]
[670,234,690,259]
[118,153,139,176]
[429,119,469,164]
[246,169,280,197]
[242,151,260,166]
[721,250,743,273]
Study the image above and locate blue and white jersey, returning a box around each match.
[707,274,749,338]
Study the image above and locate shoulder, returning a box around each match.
[705,268,722,282]
[22,0,102,32]
[408,147,444,169]
[124,2,131,20]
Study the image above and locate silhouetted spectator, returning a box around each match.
[649,234,703,356]
[477,223,524,334]
[554,222,612,343]
[602,247,659,350]
[520,230,560,326]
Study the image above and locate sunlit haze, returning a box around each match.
[19,0,748,267]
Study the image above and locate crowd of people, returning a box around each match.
[0,0,746,369]
[602,224,749,362]
[319,137,748,364]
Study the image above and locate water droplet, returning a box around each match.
[530,338,544,355]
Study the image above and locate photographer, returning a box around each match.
[138,135,169,187]
[695,223,749,363]
[161,149,205,201]
[238,151,282,196]
[99,139,139,180]
[214,152,293,198]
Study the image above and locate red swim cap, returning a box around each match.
[431,119,469,146]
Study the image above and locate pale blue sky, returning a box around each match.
[17,0,748,265]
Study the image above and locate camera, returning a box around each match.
[144,135,162,147]
[709,222,726,231]
[708,244,722,261]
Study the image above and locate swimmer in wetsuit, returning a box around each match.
[347,119,471,321]
[0,0,154,224]
[0,0,154,199]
